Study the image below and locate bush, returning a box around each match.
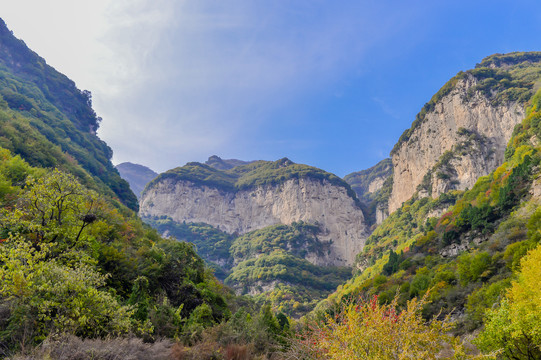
[457,252,492,286]
[476,244,541,358]
[291,292,482,359]
[10,335,173,360]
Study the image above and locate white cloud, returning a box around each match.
[92,1,415,171]
[0,1,429,173]
[0,0,113,91]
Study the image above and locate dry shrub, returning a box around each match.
[224,344,250,360]
[10,334,173,360]
[169,341,256,360]
[170,341,221,360]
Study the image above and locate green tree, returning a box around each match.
[476,244,541,359]
[1,169,103,253]
[0,237,135,349]
[382,250,401,276]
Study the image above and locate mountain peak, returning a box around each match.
[204,155,254,170]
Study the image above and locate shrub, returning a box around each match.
[10,335,173,360]
[291,292,484,359]
[476,244,541,359]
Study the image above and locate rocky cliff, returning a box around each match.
[140,159,367,266]
[388,53,541,212]
[344,158,393,227]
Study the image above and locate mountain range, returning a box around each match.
[116,52,541,323]
[0,15,540,358]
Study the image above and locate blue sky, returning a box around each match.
[1,1,541,176]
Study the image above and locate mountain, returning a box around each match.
[140,158,366,317]
[3,17,538,355]
[315,53,541,343]
[387,52,541,212]
[116,162,158,199]
[0,18,137,210]
[205,155,254,170]
[344,158,393,227]
[140,157,367,266]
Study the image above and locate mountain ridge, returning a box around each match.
[387,52,541,213]
[0,18,137,210]
[140,158,367,267]
[116,162,158,199]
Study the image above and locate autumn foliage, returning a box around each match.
[475,244,541,359]
[289,291,489,359]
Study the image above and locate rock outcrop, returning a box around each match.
[388,72,526,212]
[140,160,367,266]
[344,158,393,226]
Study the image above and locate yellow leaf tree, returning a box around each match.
[476,244,541,359]
[291,291,488,359]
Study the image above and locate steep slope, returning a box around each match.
[388,52,541,213]
[116,162,158,199]
[316,77,541,339]
[0,20,234,356]
[140,158,367,266]
[0,18,137,210]
[344,158,393,227]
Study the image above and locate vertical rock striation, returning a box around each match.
[388,73,526,212]
[140,161,368,266]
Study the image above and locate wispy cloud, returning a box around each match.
[1,0,431,174]
[371,97,400,119]
[92,1,422,171]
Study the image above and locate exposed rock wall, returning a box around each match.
[343,158,393,226]
[389,75,525,212]
[368,176,387,193]
[140,177,367,266]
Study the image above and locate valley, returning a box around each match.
[0,14,540,359]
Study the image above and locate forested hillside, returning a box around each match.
[146,217,352,318]
[0,149,294,359]
[0,20,291,359]
[0,19,137,210]
[309,58,541,359]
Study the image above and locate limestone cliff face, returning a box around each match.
[388,74,525,212]
[344,158,393,227]
[140,177,367,266]
[368,176,387,193]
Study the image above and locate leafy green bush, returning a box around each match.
[0,153,231,353]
